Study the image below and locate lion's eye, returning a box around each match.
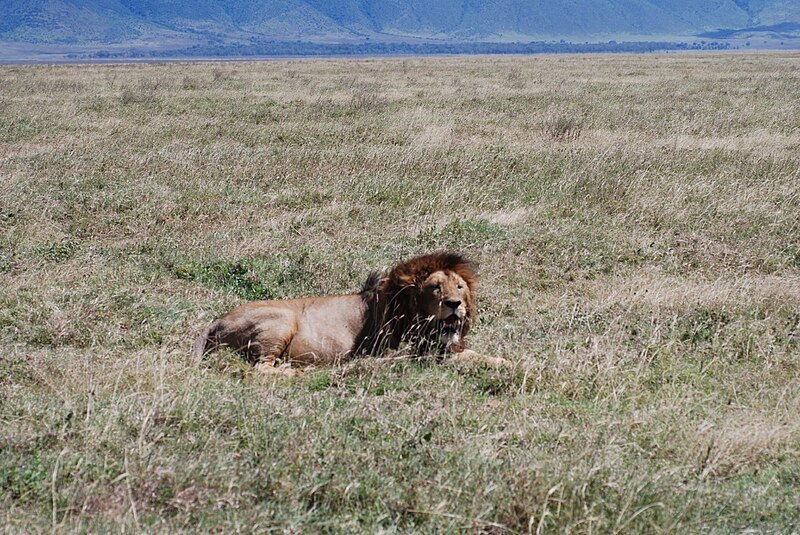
[457,285,464,290]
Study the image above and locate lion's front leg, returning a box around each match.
[254,359,299,377]
[443,349,512,368]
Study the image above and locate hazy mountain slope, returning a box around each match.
[0,0,144,42]
[233,1,358,40]
[0,0,797,46]
[752,0,800,24]
[368,0,740,39]
[645,0,751,30]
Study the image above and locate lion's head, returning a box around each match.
[358,251,478,355]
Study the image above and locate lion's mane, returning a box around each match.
[356,251,478,355]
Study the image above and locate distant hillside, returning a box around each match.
[1,0,799,58]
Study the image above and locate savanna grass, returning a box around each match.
[1,53,799,533]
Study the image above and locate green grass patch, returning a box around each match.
[0,118,42,141]
[168,252,320,300]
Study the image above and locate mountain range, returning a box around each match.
[1,0,800,57]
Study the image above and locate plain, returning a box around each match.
[1,52,799,533]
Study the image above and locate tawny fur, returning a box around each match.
[191,251,507,371]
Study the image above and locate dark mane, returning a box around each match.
[384,251,477,294]
[359,268,386,298]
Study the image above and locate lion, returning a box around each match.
[191,251,507,373]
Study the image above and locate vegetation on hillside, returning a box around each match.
[81,39,732,60]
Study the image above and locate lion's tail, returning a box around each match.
[190,322,215,365]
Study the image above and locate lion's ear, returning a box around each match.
[394,272,418,291]
[375,276,391,295]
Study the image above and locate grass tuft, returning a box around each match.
[541,105,584,141]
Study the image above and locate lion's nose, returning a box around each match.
[443,299,462,310]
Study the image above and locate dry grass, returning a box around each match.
[1,53,800,533]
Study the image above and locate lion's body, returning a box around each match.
[191,252,507,371]
[192,294,367,366]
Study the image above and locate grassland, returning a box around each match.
[1,52,799,533]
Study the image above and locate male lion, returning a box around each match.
[191,251,506,372]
